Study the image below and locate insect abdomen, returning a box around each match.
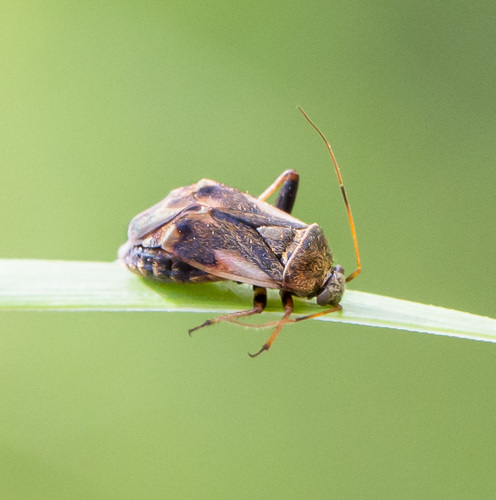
[119,244,221,284]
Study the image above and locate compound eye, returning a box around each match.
[316,266,346,306]
[316,285,332,306]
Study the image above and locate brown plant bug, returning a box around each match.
[119,108,361,357]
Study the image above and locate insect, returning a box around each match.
[118,108,361,357]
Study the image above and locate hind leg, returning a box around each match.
[188,286,267,334]
[258,169,299,214]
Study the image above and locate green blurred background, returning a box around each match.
[1,1,495,498]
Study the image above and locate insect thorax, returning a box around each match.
[277,223,335,297]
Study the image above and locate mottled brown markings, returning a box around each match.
[120,109,361,357]
[282,224,334,297]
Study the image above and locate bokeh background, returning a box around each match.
[1,1,495,498]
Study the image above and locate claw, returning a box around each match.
[248,344,269,358]
[188,320,211,336]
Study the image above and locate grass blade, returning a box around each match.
[1,259,494,342]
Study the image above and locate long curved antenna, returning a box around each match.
[298,107,361,282]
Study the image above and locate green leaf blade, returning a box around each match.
[1,259,495,342]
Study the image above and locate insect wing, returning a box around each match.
[127,181,212,243]
[142,207,285,288]
[128,178,306,244]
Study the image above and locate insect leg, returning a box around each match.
[248,291,294,358]
[258,169,299,214]
[287,304,342,323]
[223,303,342,329]
[188,286,267,334]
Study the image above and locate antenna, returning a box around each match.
[298,107,361,282]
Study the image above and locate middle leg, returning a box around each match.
[248,291,294,357]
